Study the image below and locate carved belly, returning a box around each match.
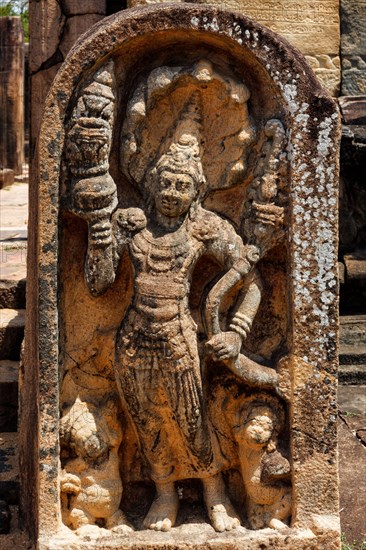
[134,273,188,321]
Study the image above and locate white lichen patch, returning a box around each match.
[290,110,338,365]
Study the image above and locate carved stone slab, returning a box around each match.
[23,5,340,549]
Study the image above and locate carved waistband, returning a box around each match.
[135,276,186,299]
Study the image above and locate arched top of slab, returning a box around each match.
[44,3,336,125]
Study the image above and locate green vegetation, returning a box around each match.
[0,1,29,41]
[341,533,366,550]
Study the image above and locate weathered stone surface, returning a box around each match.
[339,316,366,385]
[127,0,341,95]
[339,95,366,125]
[61,0,107,16]
[59,14,106,58]
[343,252,366,280]
[30,63,62,162]
[25,5,340,549]
[339,364,366,384]
[0,18,24,175]
[338,385,366,416]
[338,413,366,545]
[29,0,107,161]
[28,1,64,73]
[340,0,366,95]
[340,314,366,346]
[0,243,27,282]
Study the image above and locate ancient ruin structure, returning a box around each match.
[23,5,340,548]
[0,17,24,176]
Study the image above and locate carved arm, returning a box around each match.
[205,244,260,340]
[229,269,262,341]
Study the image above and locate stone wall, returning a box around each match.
[29,0,107,161]
[340,0,366,95]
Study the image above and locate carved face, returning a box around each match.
[155,170,197,218]
[243,407,275,448]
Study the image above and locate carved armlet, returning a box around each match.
[229,312,253,340]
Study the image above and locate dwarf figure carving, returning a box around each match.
[233,395,292,530]
[60,398,132,534]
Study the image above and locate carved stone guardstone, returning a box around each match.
[23,5,341,549]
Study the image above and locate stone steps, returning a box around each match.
[0,279,24,539]
[0,361,19,432]
[0,506,32,548]
[339,315,366,384]
[0,433,19,506]
[0,242,27,282]
[0,309,25,361]
[0,280,26,310]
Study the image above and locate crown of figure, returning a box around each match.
[154,92,206,188]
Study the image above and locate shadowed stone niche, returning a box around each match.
[23,5,341,549]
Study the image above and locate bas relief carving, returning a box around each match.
[60,58,291,535]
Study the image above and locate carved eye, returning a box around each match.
[159,179,170,190]
[176,181,188,192]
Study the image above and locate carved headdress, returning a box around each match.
[121,59,254,195]
[150,92,206,195]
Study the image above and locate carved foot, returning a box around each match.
[107,509,134,532]
[142,482,179,531]
[268,518,290,530]
[68,507,94,531]
[203,474,240,532]
[75,524,102,537]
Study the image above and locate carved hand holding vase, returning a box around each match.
[28,6,340,549]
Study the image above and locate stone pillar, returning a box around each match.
[29,0,109,163]
[0,17,24,175]
[340,0,366,95]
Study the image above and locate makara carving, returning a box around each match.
[61,58,291,534]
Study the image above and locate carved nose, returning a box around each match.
[162,191,178,202]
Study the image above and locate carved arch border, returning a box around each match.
[24,4,340,546]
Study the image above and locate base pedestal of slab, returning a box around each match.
[39,523,340,550]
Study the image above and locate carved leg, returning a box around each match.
[268,491,292,529]
[202,473,240,532]
[142,480,179,532]
[247,501,266,530]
